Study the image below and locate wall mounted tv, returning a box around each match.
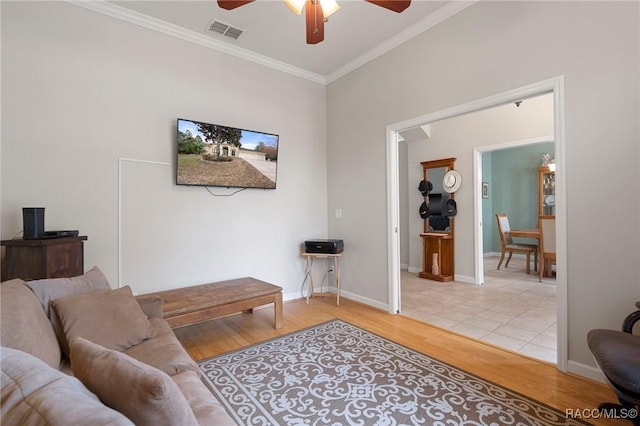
[176,118,279,189]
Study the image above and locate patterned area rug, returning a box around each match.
[199,319,586,425]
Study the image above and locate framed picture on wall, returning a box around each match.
[482,182,489,199]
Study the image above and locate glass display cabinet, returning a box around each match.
[538,166,555,217]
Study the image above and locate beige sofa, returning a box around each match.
[0,267,235,425]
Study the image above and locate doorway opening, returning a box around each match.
[402,136,557,363]
[386,77,567,370]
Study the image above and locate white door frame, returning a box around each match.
[386,76,567,371]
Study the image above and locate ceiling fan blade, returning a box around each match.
[365,0,411,13]
[217,0,255,10]
[305,0,324,44]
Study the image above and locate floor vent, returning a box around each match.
[207,19,244,40]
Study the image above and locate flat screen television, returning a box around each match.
[176,118,279,189]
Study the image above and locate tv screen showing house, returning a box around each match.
[176,118,279,189]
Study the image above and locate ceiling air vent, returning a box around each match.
[207,19,244,40]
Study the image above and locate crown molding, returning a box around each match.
[67,0,475,86]
[66,0,327,85]
[326,1,477,84]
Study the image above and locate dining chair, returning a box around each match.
[495,213,538,274]
[538,217,556,281]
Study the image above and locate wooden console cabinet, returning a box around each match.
[419,232,454,282]
[1,236,87,281]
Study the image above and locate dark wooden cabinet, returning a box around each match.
[1,236,87,281]
[419,232,454,282]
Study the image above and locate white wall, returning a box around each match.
[327,1,639,369]
[1,2,328,296]
[405,94,554,278]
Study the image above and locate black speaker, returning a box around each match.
[23,207,45,239]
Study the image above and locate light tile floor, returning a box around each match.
[401,256,557,363]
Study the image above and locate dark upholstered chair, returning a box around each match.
[588,302,640,425]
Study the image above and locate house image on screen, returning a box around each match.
[203,143,267,161]
[203,142,239,157]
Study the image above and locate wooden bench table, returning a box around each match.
[147,277,283,330]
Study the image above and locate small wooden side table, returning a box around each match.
[301,252,342,305]
[1,236,88,281]
[419,232,454,282]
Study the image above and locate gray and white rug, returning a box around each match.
[199,319,586,425]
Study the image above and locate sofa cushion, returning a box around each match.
[27,266,112,354]
[0,279,61,369]
[51,286,152,356]
[1,346,133,426]
[172,370,237,425]
[70,337,199,426]
[123,317,199,376]
[26,266,111,319]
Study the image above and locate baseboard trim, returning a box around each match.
[289,284,389,313]
[567,360,605,383]
[283,291,304,302]
[327,286,389,311]
[405,269,476,284]
[454,274,475,284]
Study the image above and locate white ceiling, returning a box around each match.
[96,0,474,83]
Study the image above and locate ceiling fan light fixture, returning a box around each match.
[284,0,306,15]
[319,0,340,18]
[285,0,339,18]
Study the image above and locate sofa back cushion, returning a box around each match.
[26,265,111,319]
[1,346,133,426]
[0,279,61,369]
[27,266,113,355]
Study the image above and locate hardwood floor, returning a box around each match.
[174,294,623,425]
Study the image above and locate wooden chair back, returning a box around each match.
[496,213,513,246]
[539,217,556,281]
[540,217,556,253]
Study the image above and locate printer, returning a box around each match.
[304,239,344,254]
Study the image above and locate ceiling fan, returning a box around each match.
[217,0,411,44]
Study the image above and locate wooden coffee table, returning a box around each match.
[146,277,283,329]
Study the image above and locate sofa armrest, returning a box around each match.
[136,295,163,319]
